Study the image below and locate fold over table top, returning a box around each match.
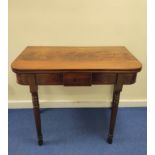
[11,46,142,73]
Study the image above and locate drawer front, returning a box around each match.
[63,72,92,86]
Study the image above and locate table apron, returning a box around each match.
[16,72,137,86]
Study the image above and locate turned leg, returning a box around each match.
[29,77,43,145]
[107,83,123,144]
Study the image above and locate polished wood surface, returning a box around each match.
[16,72,137,86]
[11,46,142,145]
[11,46,142,72]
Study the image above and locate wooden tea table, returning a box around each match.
[11,46,142,145]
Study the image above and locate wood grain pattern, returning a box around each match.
[11,46,142,72]
[11,46,142,145]
[16,72,137,86]
[63,72,92,86]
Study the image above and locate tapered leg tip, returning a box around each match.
[107,137,113,144]
[38,139,43,145]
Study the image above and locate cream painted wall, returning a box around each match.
[8,0,147,107]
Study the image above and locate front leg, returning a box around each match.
[29,76,43,145]
[107,83,123,144]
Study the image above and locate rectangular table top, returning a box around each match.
[11,46,142,72]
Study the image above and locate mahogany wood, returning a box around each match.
[107,81,123,144]
[11,46,142,145]
[16,72,137,86]
[29,75,43,145]
[11,46,141,72]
